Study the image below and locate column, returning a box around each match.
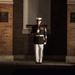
[22,0,38,34]
[23,0,28,29]
[0,0,13,61]
[66,0,75,63]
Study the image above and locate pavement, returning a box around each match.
[0,60,75,75]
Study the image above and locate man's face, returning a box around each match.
[38,20,42,25]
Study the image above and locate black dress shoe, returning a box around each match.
[36,62,39,64]
[39,62,42,64]
[36,62,42,64]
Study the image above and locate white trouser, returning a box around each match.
[34,44,44,63]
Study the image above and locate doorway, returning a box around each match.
[44,0,67,61]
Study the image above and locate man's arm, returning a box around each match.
[31,26,38,35]
[44,28,47,45]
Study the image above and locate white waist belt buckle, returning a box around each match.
[35,35,44,37]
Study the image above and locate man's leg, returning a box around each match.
[39,44,44,63]
[35,44,39,63]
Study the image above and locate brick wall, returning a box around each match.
[0,4,13,55]
[67,4,75,56]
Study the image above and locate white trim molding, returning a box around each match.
[67,0,75,4]
[22,29,32,34]
[13,55,65,61]
[0,0,13,4]
[66,56,75,63]
[0,55,14,61]
[0,0,13,1]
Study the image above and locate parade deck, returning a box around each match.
[0,60,75,75]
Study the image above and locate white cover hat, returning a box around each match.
[36,17,42,21]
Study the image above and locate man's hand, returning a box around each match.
[44,42,46,45]
[44,36,47,45]
[31,32,37,35]
[37,29,40,33]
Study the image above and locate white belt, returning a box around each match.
[35,35,44,37]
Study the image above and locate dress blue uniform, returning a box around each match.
[31,17,47,64]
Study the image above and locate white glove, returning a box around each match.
[37,29,40,33]
[44,42,46,45]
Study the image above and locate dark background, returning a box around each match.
[13,0,67,61]
[45,0,67,55]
